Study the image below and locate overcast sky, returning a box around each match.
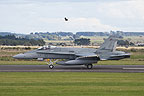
[0,0,144,34]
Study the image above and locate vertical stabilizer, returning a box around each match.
[97,35,121,52]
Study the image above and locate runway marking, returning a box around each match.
[123,68,144,70]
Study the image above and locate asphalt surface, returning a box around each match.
[0,65,144,72]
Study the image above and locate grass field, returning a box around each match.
[0,61,46,65]
[0,72,144,96]
[0,37,144,96]
[0,47,144,96]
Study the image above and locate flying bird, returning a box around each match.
[64,17,68,21]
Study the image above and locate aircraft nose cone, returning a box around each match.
[13,54,25,59]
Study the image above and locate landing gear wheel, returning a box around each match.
[49,65,54,69]
[86,64,93,69]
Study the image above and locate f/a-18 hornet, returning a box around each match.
[13,35,130,69]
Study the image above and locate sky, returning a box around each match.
[0,0,144,34]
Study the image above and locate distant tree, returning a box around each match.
[74,38,90,45]
[117,40,134,46]
[57,32,73,36]
[0,35,45,46]
[48,43,53,45]
[37,39,45,46]
[56,43,67,46]
[24,42,32,46]
[0,35,2,39]
[4,35,16,39]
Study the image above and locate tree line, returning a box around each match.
[74,38,134,46]
[74,38,90,45]
[0,35,45,46]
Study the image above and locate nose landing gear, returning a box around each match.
[49,64,54,69]
[46,59,59,69]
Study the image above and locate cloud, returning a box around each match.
[97,0,144,19]
[37,17,119,32]
[0,0,134,4]
[94,0,144,31]
[0,0,144,33]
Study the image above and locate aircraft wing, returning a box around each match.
[76,53,96,57]
[75,53,100,60]
[57,53,100,65]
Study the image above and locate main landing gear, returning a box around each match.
[86,64,93,69]
[46,59,59,69]
[47,59,54,69]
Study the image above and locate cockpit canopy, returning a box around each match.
[38,45,57,50]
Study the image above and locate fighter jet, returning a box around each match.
[13,35,130,69]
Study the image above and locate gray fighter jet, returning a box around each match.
[13,35,130,69]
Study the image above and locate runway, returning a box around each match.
[0,65,144,72]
